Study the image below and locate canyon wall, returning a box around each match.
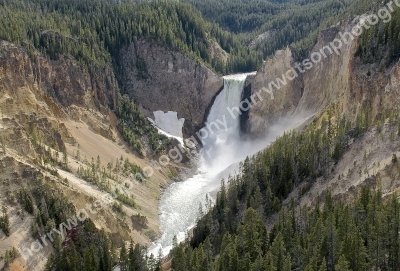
[244,18,400,137]
[119,40,224,137]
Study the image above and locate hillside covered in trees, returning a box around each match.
[183,0,397,58]
[1,0,394,76]
[0,0,400,270]
[172,189,400,271]
[171,107,400,271]
[0,0,261,74]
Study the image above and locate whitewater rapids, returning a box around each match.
[148,72,256,257]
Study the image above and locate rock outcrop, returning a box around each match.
[0,40,173,270]
[0,40,118,155]
[119,40,224,137]
[242,47,303,136]
[0,41,116,115]
[244,18,400,137]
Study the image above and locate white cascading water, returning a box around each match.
[148,72,256,257]
[201,73,257,176]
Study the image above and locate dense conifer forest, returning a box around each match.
[0,0,261,74]
[1,0,395,76]
[172,189,400,271]
[183,0,395,58]
[170,107,400,271]
[356,6,400,67]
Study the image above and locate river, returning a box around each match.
[147,72,261,257]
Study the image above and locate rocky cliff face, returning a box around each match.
[0,41,116,115]
[0,41,119,155]
[240,17,400,223]
[0,41,171,270]
[119,40,224,137]
[244,18,400,137]
[242,47,303,136]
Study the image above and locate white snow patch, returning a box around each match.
[148,111,185,146]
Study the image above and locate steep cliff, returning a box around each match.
[242,47,303,136]
[244,17,400,137]
[119,40,224,137]
[0,41,116,115]
[0,40,119,153]
[240,15,400,219]
[0,41,170,270]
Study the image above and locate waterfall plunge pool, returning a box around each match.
[148,72,258,257]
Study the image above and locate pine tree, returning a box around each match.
[264,251,277,271]
[249,185,262,212]
[63,150,68,169]
[236,208,265,261]
[67,243,79,271]
[83,246,97,271]
[59,249,69,271]
[96,155,101,171]
[171,244,188,271]
[397,122,400,136]
[270,233,287,271]
[345,230,369,270]
[304,254,318,271]
[250,255,264,271]
[100,240,112,271]
[283,255,291,271]
[155,248,163,271]
[120,244,129,271]
[0,206,10,236]
[325,213,338,271]
[319,258,327,271]
[218,234,238,271]
[239,253,251,271]
[335,255,350,271]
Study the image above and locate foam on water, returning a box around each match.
[148,72,256,257]
[148,171,214,256]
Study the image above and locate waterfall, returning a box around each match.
[206,74,249,131]
[202,72,256,175]
[148,72,255,257]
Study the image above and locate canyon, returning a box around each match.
[0,10,400,271]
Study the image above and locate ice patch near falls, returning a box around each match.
[148,110,185,146]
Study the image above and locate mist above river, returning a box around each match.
[148,72,311,257]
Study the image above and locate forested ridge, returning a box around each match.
[356,5,400,67]
[0,0,261,74]
[172,189,400,271]
[1,0,396,76]
[183,0,396,58]
[171,107,400,271]
[1,0,394,78]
